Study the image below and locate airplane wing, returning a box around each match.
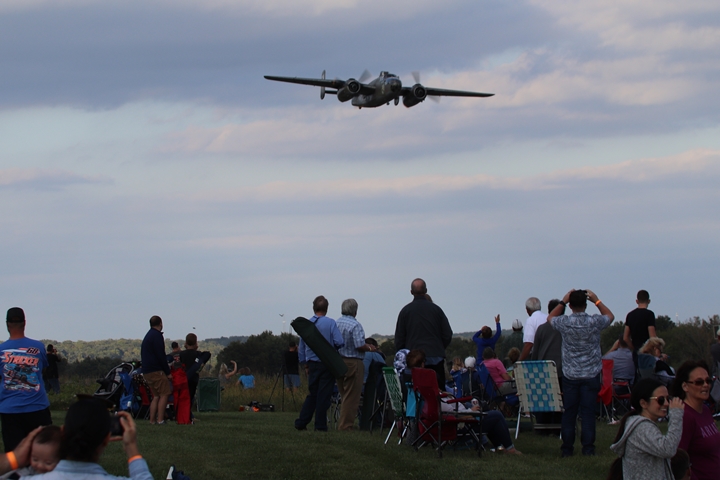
[264,75,376,95]
[264,75,346,89]
[404,86,494,97]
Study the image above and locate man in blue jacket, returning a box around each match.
[141,315,172,425]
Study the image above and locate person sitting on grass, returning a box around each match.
[406,349,522,455]
[238,368,255,389]
[32,397,153,480]
[0,425,61,479]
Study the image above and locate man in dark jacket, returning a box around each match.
[140,315,171,425]
[394,278,453,389]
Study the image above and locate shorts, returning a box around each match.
[284,374,301,388]
[144,371,172,397]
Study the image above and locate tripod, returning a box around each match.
[267,364,297,412]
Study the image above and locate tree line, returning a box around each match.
[42,314,720,380]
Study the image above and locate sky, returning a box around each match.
[1,0,720,342]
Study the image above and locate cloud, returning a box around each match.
[168,148,720,206]
[0,168,111,190]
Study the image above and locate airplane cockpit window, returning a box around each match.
[380,71,388,77]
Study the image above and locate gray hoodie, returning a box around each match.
[609,409,683,480]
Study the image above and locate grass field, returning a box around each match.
[40,376,626,479]
[81,411,625,480]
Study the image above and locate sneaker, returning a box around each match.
[166,465,174,480]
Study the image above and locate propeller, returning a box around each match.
[411,71,440,103]
[358,69,372,83]
[320,70,326,100]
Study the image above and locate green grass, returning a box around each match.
[46,409,622,480]
[44,377,624,479]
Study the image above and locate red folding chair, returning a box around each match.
[598,359,614,423]
[411,367,483,458]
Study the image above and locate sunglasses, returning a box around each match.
[686,378,712,386]
[649,395,671,406]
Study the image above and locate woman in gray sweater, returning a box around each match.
[608,378,684,480]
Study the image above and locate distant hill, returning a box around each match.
[40,337,232,365]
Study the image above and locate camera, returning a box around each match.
[110,415,124,436]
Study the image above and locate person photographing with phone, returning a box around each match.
[31,396,153,480]
[547,289,614,457]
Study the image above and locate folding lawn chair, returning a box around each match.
[513,360,563,439]
[597,359,614,423]
[382,367,406,444]
[411,367,483,458]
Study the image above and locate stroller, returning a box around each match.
[93,362,136,412]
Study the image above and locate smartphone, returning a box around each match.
[110,415,124,436]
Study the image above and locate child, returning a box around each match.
[0,425,61,479]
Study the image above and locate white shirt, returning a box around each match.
[523,310,548,344]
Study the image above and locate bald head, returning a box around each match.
[411,278,427,296]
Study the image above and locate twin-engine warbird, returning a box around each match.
[264,70,494,109]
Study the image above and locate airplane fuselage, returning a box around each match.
[351,72,402,108]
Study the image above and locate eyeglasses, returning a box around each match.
[686,378,712,386]
[649,395,670,406]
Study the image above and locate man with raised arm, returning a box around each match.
[548,289,614,457]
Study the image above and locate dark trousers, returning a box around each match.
[561,373,601,456]
[482,410,514,449]
[295,361,335,431]
[1,408,52,452]
[425,361,446,391]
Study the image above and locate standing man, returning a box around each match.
[531,299,564,383]
[519,297,547,361]
[295,296,344,432]
[395,278,453,390]
[0,307,52,452]
[623,290,656,358]
[44,344,63,394]
[335,299,377,431]
[548,289,613,457]
[141,315,172,425]
[283,342,300,391]
[531,299,565,429]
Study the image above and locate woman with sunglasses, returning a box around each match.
[671,360,720,480]
[609,378,684,480]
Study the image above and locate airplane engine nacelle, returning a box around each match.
[402,84,427,108]
[336,79,361,102]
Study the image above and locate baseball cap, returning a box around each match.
[512,319,523,331]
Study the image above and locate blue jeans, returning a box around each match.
[295,361,335,431]
[561,373,601,456]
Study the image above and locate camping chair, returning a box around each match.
[475,363,519,414]
[382,367,406,444]
[611,378,632,418]
[411,367,483,458]
[513,360,563,439]
[637,353,657,380]
[597,359,614,423]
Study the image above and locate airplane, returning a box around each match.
[264,70,494,109]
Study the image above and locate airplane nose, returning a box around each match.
[390,79,401,92]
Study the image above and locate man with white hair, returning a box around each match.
[519,297,547,361]
[335,299,377,431]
